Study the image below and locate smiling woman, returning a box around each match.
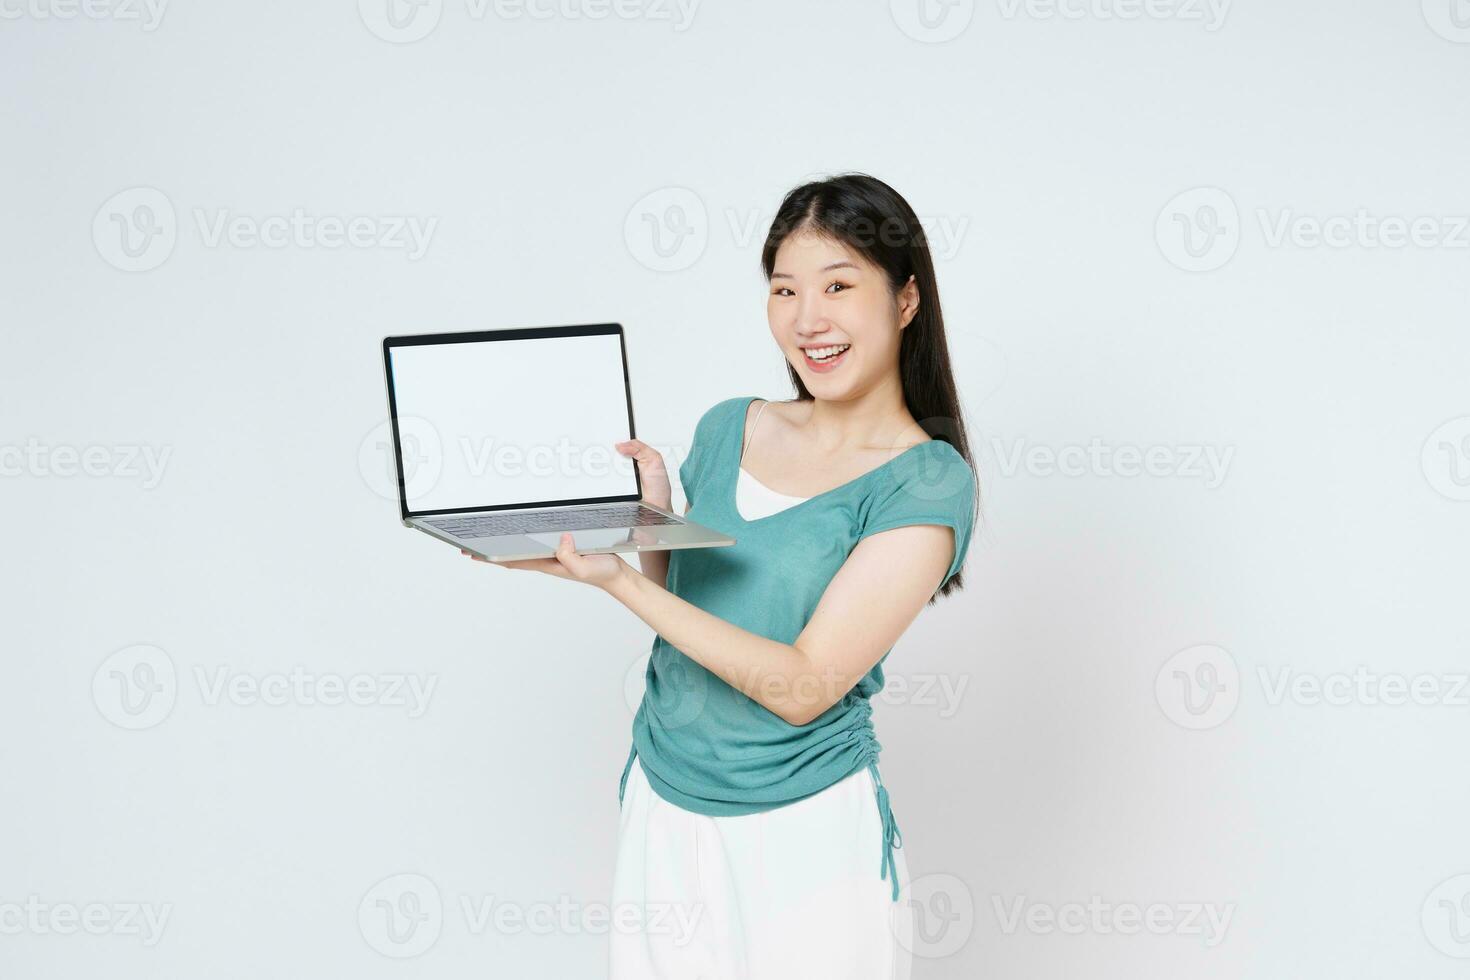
[596,174,981,979]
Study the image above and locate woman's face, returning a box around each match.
[766,228,917,397]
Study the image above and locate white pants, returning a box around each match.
[609,755,914,980]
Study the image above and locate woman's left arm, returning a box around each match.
[603,523,955,725]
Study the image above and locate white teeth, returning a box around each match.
[805,343,851,361]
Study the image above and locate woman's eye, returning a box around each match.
[826,281,850,294]
[772,287,794,297]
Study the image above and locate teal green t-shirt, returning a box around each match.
[620,395,976,899]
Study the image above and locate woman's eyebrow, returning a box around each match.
[770,261,860,279]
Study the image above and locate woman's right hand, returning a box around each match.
[614,439,672,511]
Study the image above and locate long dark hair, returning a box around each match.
[759,172,979,599]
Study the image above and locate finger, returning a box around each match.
[553,533,591,575]
[615,439,651,458]
[494,557,567,576]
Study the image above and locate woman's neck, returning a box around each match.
[799,374,921,455]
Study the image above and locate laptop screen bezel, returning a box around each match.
[380,323,643,521]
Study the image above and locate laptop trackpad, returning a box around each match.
[526,528,636,551]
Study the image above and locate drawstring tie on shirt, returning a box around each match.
[867,761,904,902]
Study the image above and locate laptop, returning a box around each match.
[380,323,736,562]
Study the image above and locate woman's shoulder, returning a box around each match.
[703,394,782,432]
[875,437,975,510]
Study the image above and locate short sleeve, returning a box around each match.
[677,397,744,507]
[858,443,977,590]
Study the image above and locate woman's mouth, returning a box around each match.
[802,343,851,373]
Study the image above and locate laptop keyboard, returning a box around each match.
[426,502,679,539]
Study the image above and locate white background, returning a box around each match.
[2,2,1468,978]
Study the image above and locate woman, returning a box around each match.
[466,173,978,979]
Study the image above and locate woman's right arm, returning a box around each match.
[634,499,690,590]
[615,437,682,590]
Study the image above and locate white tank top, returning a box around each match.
[736,400,812,521]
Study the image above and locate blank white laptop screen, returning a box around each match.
[388,332,637,514]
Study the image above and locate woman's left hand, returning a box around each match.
[461,533,629,591]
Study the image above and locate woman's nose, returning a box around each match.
[793,294,829,336]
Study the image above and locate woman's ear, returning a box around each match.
[898,274,920,329]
